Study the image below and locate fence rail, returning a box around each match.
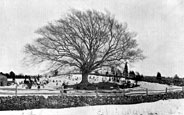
[0,86,183,97]
[61,87,184,96]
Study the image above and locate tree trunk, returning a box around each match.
[80,72,89,86]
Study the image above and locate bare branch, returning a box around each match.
[24,9,145,76]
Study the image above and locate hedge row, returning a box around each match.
[1,91,184,111]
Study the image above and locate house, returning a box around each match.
[0,74,7,86]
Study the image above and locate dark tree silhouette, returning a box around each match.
[123,62,128,78]
[173,74,180,85]
[156,72,162,80]
[10,71,15,82]
[134,72,143,85]
[24,10,144,86]
[129,71,136,79]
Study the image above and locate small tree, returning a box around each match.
[174,74,179,79]
[173,74,180,85]
[10,71,15,82]
[156,72,162,80]
[129,71,136,79]
[140,74,144,80]
[134,72,143,85]
[123,62,128,79]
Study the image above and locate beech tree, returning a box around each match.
[24,10,144,85]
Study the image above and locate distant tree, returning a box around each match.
[123,62,128,78]
[129,71,136,79]
[10,71,16,82]
[134,72,143,85]
[173,74,180,85]
[135,72,140,85]
[24,10,144,86]
[140,74,144,80]
[174,74,179,79]
[17,73,25,78]
[25,75,29,79]
[156,72,162,80]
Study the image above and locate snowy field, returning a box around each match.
[0,74,182,97]
[1,75,184,115]
[1,99,184,115]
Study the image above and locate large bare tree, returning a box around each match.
[24,10,144,85]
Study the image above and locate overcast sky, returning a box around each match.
[0,0,184,77]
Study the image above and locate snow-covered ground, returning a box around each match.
[1,99,184,115]
[1,75,184,114]
[0,74,182,97]
[123,81,182,96]
[138,82,181,90]
[134,81,182,92]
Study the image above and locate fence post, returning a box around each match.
[146,88,148,96]
[123,89,125,96]
[165,88,167,94]
[116,86,119,96]
[15,83,18,97]
[60,86,64,97]
[95,87,99,97]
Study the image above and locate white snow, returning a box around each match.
[1,75,184,114]
[138,81,181,90]
[1,99,184,115]
[0,75,183,97]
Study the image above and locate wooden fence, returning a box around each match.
[0,86,183,97]
[59,86,183,97]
